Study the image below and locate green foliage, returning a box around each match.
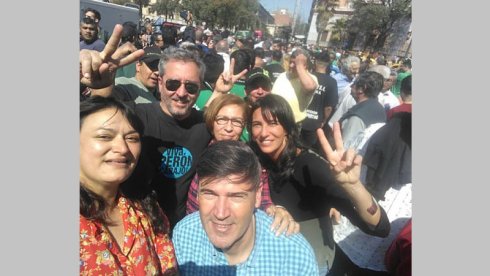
[329,17,347,44]
[181,0,259,29]
[150,0,181,20]
[315,0,338,34]
[347,0,411,50]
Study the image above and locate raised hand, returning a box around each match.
[266,205,300,237]
[294,53,308,71]
[316,122,362,186]
[80,24,144,89]
[214,58,248,94]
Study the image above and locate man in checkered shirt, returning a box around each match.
[172,140,318,275]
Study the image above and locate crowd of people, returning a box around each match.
[79,7,412,276]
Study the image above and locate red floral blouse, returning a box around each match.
[80,196,177,275]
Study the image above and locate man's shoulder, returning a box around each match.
[174,211,201,234]
[187,108,206,123]
[254,210,318,273]
[172,213,209,260]
[272,71,289,84]
[315,72,335,82]
[265,62,284,71]
[255,210,313,252]
[308,72,319,83]
[115,76,137,85]
[94,39,105,46]
[333,73,347,81]
[91,39,106,51]
[114,77,144,92]
[325,74,338,85]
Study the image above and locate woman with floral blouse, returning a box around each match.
[79,96,177,275]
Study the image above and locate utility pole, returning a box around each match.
[291,0,301,37]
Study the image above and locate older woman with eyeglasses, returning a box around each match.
[185,94,300,236]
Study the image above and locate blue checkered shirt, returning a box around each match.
[172,209,318,275]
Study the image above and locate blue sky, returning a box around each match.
[259,0,314,23]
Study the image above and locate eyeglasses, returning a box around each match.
[215,116,245,128]
[165,79,200,94]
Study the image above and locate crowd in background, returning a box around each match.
[79,7,412,276]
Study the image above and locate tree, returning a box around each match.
[111,0,127,5]
[328,17,348,46]
[133,0,150,19]
[348,0,411,51]
[315,0,338,35]
[150,0,181,20]
[181,0,259,30]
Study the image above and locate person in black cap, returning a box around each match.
[244,67,273,106]
[112,46,163,103]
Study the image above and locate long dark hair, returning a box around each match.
[247,94,305,192]
[80,96,167,234]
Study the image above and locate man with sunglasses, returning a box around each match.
[83,24,297,231]
[134,46,214,227]
[112,46,162,104]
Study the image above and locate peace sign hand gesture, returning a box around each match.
[214,58,248,94]
[80,24,144,89]
[316,122,362,186]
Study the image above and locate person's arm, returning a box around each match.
[265,204,300,237]
[316,122,384,228]
[322,106,333,128]
[294,53,317,93]
[80,24,144,97]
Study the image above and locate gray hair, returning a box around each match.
[341,55,361,75]
[158,46,206,82]
[367,65,391,79]
[215,39,229,54]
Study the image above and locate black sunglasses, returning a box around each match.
[165,79,200,94]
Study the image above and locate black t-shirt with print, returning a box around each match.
[132,102,212,227]
[302,72,339,132]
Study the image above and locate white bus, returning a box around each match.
[80,0,140,36]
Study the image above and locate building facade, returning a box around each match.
[306,0,412,57]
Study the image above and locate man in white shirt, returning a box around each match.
[271,48,318,125]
